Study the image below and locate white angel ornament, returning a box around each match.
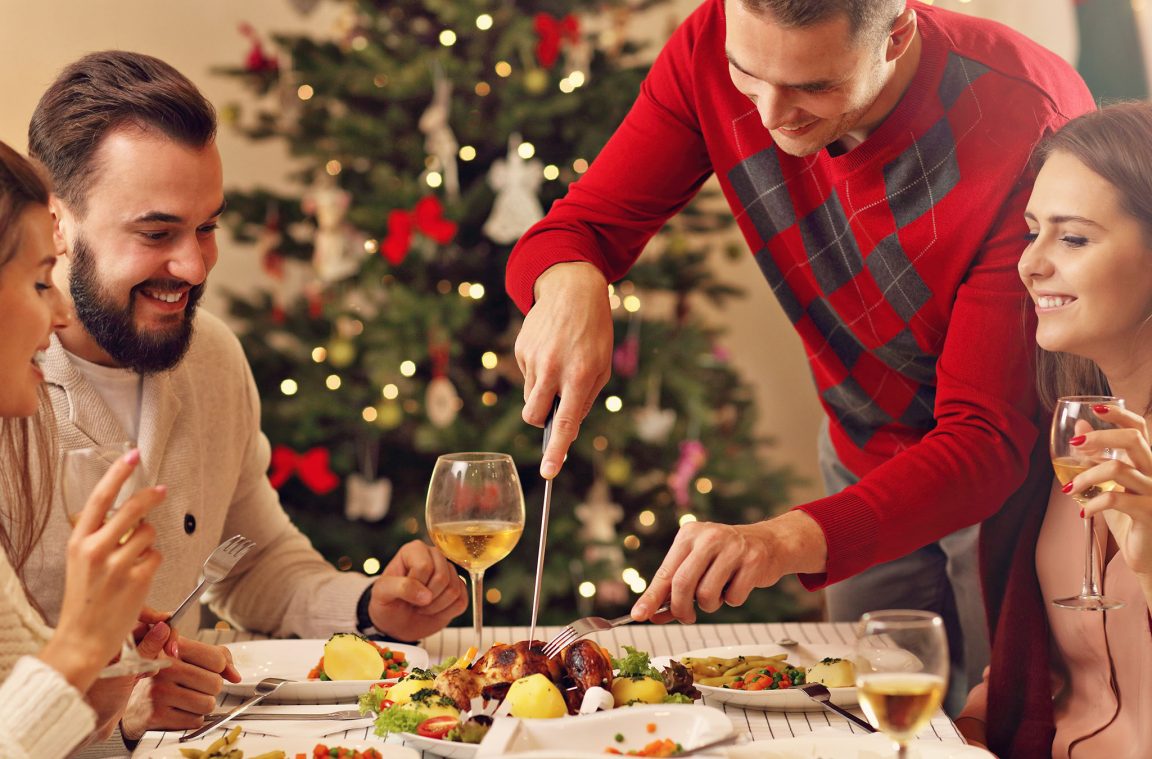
[484,133,544,244]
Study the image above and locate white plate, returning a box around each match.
[222,639,429,703]
[668,643,857,711]
[133,732,419,758]
[475,703,733,757]
[725,734,994,758]
[399,731,483,759]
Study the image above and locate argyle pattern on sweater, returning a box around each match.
[728,53,991,450]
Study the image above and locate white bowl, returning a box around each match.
[222,639,429,703]
[475,703,733,757]
[667,643,857,711]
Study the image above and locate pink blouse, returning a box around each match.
[1036,479,1152,759]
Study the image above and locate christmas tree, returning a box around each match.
[216,0,804,626]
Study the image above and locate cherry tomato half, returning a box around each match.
[416,715,459,740]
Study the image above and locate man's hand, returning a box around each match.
[516,262,614,479]
[630,511,828,624]
[369,540,469,640]
[120,637,241,740]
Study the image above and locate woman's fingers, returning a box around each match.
[72,448,143,534]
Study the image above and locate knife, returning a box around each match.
[528,397,561,645]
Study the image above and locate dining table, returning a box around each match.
[133,620,968,757]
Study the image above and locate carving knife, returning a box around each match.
[528,398,560,645]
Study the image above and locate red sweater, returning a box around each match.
[506,1,1094,585]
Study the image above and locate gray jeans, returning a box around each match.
[817,419,988,717]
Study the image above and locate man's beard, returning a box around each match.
[69,233,204,375]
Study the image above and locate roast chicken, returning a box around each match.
[432,639,614,714]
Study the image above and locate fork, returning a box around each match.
[796,682,876,733]
[167,535,256,627]
[541,603,671,659]
[181,676,291,741]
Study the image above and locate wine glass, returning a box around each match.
[1050,395,1126,611]
[855,610,949,759]
[60,442,169,678]
[426,452,525,650]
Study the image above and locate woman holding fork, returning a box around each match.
[0,139,169,756]
[958,102,1152,758]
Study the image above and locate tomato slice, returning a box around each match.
[416,715,459,740]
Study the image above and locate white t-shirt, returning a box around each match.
[64,351,142,443]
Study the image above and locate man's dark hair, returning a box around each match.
[28,50,216,216]
[741,0,905,45]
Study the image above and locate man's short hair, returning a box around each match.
[740,0,905,45]
[28,50,216,216]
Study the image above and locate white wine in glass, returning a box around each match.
[426,452,525,650]
[856,610,949,759]
[1050,395,1125,611]
[60,442,169,678]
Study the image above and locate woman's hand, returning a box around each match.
[83,612,173,743]
[1067,405,1152,577]
[37,448,166,693]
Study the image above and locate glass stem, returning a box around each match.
[470,568,485,651]
[895,740,910,759]
[1082,514,1100,598]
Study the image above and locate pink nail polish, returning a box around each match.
[1092,404,1110,414]
[1062,481,1075,494]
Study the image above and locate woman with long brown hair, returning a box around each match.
[959,102,1152,758]
[0,139,167,756]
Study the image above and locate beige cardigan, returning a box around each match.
[20,310,373,638]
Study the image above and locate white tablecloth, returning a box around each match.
[134,622,964,756]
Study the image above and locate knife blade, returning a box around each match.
[528,397,560,645]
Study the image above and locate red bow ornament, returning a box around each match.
[268,445,340,495]
[380,196,457,265]
[534,13,580,69]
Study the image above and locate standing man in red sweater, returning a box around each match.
[506,0,1094,709]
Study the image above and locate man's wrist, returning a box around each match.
[533,261,607,302]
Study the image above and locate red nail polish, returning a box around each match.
[1080,508,1085,519]
[1062,481,1075,493]
[1093,404,1110,414]
[1070,435,1086,446]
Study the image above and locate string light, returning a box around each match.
[578,581,597,598]
[399,361,416,377]
[364,239,378,254]
[373,74,388,88]
[568,71,586,88]
[543,165,559,180]
[623,535,640,550]
[608,293,622,309]
[638,510,656,527]
[363,557,381,574]
[623,295,641,312]
[468,283,485,300]
[351,36,368,51]
[311,347,327,363]
[458,282,472,296]
[403,399,419,413]
[280,379,298,396]
[482,391,498,406]
[459,145,477,161]
[439,30,457,46]
[559,78,575,94]
[573,158,589,173]
[592,435,608,451]
[605,396,623,413]
[495,61,512,78]
[404,517,420,534]
[695,478,714,494]
[382,384,399,400]
[362,407,378,422]
[481,352,499,369]
[475,82,491,96]
[436,279,453,294]
[517,142,536,159]
[326,160,342,176]
[476,14,494,30]
[297,84,314,101]
[337,556,353,571]
[622,568,640,583]
[326,374,342,390]
[630,577,648,593]
[485,588,502,603]
[679,514,698,526]
[426,171,443,188]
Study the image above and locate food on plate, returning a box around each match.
[312,746,385,759]
[604,738,683,756]
[179,726,286,759]
[610,676,668,706]
[804,657,856,688]
[506,673,568,718]
[307,633,409,681]
[361,641,699,745]
[680,653,809,690]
